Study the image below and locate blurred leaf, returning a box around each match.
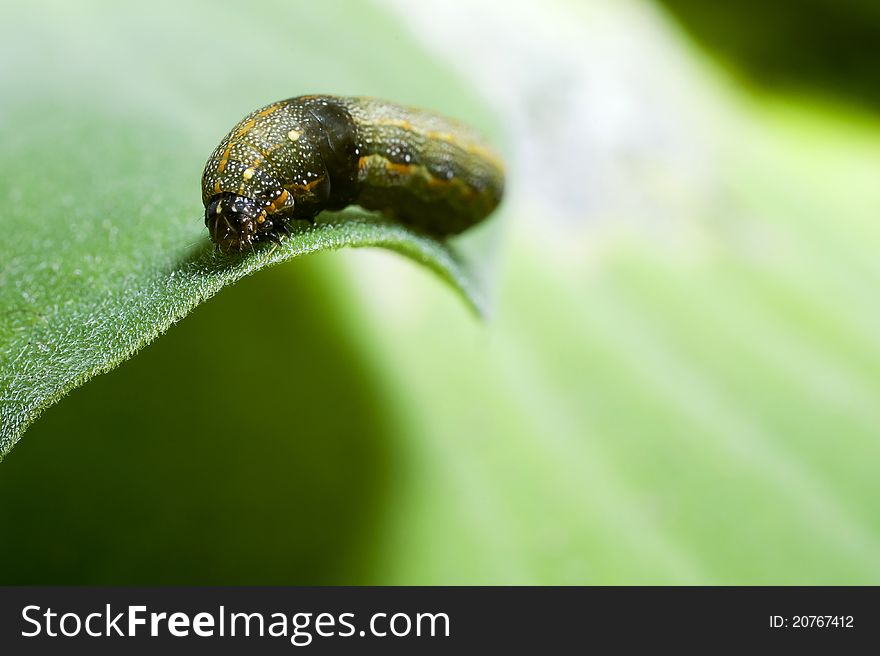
[655,0,880,111]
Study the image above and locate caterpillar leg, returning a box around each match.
[276,215,316,237]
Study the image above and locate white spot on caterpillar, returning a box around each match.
[243,167,255,180]
[287,129,301,142]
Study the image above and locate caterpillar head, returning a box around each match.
[205,194,275,252]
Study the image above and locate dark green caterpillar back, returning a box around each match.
[202,95,504,251]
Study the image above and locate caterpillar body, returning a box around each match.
[202,95,505,251]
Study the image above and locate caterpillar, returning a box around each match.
[202,95,505,252]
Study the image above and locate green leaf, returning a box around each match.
[0,219,480,461]
[0,2,489,459]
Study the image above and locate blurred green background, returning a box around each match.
[1,0,879,584]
